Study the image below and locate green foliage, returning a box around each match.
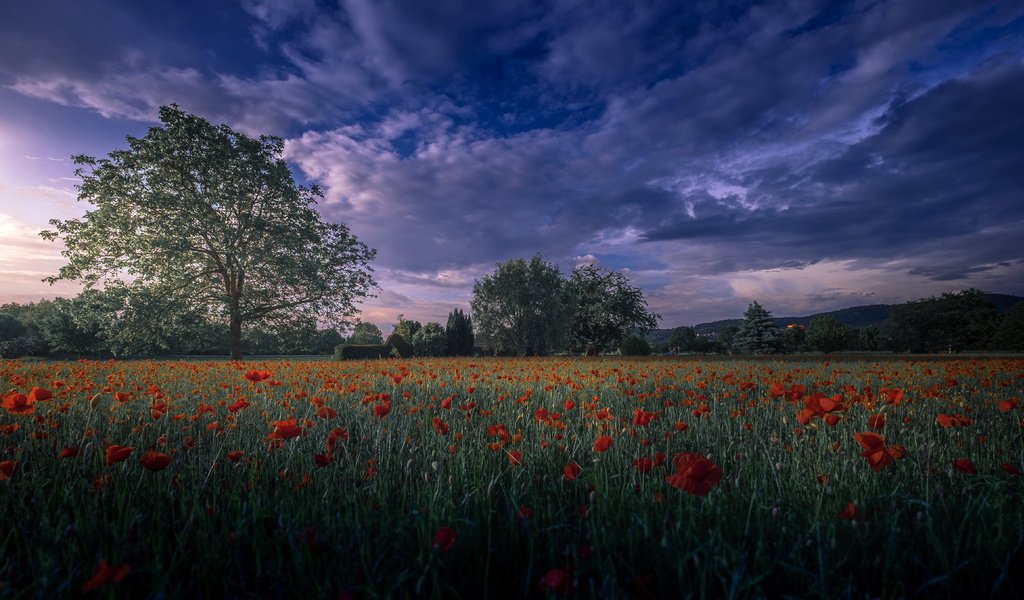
[392,315,422,341]
[385,333,413,358]
[781,325,807,353]
[348,321,384,345]
[806,315,849,354]
[445,309,474,356]
[566,264,660,355]
[471,255,571,356]
[619,334,651,356]
[889,288,998,352]
[334,344,392,360]
[716,324,739,354]
[41,104,375,359]
[734,302,782,354]
[989,302,1024,351]
[412,322,447,357]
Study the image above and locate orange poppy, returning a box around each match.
[27,387,53,402]
[139,451,172,472]
[105,445,134,465]
[1,392,34,415]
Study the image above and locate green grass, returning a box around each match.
[1,356,1022,598]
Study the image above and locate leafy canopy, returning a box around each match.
[41,105,376,358]
[566,264,659,356]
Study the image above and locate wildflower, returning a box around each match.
[139,451,172,472]
[105,445,134,465]
[666,453,722,496]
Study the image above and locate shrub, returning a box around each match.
[620,335,651,356]
[385,333,413,358]
[413,322,447,357]
[334,344,392,360]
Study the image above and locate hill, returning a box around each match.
[648,293,1024,341]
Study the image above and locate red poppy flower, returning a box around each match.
[27,387,53,402]
[1001,463,1022,477]
[432,526,456,552]
[373,402,391,418]
[562,462,582,481]
[243,369,272,382]
[105,445,134,465]
[316,406,337,419]
[632,457,654,474]
[313,454,332,467]
[867,413,885,431]
[592,436,613,453]
[952,458,977,475]
[837,501,861,521]
[0,460,16,481]
[268,418,302,440]
[508,450,524,466]
[666,453,722,497]
[60,447,81,458]
[538,567,573,595]
[226,450,245,462]
[80,559,130,592]
[2,392,34,415]
[227,399,250,413]
[431,418,449,435]
[139,451,171,472]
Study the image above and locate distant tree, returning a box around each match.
[990,302,1024,351]
[620,335,651,356]
[668,326,698,353]
[392,315,422,341]
[565,265,659,355]
[860,325,883,351]
[41,104,375,360]
[889,289,998,352]
[349,321,384,345]
[471,256,571,356]
[413,322,447,357]
[781,325,806,353]
[716,325,739,354]
[445,309,474,356]
[734,302,782,354]
[806,316,848,354]
[312,328,346,355]
[34,296,107,356]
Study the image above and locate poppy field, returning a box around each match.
[2,356,1023,598]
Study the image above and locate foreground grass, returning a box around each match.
[1,356,1023,598]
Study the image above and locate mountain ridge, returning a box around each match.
[648,293,1024,343]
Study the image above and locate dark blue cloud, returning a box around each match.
[3,0,1024,325]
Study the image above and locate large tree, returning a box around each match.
[565,264,660,356]
[806,315,848,354]
[471,255,570,356]
[445,308,474,356]
[734,302,782,354]
[41,105,376,359]
[348,321,384,345]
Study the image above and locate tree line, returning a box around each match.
[663,289,1024,355]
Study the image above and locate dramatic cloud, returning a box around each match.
[2,0,1023,330]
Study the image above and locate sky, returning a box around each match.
[1,0,1023,333]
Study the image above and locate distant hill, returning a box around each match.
[648,293,1024,341]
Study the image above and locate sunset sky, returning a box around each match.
[1,0,1023,333]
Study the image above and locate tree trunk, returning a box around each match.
[228,309,243,361]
